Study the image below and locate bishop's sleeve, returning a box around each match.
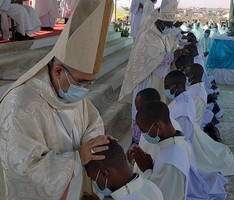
[0,94,77,200]
[79,98,105,144]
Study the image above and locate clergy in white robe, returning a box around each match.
[0,1,114,199]
[31,0,59,29]
[119,0,179,104]
[111,175,163,200]
[141,0,155,25]
[0,0,41,39]
[187,32,213,94]
[185,64,207,126]
[60,0,79,20]
[130,0,146,40]
[0,67,106,199]
[165,70,234,176]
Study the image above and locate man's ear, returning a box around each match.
[153,121,161,130]
[99,169,109,178]
[52,65,65,79]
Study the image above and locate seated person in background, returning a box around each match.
[60,0,79,24]
[31,0,59,31]
[82,139,163,200]
[134,101,191,200]
[0,0,41,40]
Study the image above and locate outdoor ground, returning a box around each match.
[218,84,234,199]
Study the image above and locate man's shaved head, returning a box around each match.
[175,55,194,71]
[85,140,126,172]
[164,70,186,89]
[135,88,161,111]
[185,63,204,82]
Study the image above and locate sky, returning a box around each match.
[156,0,230,9]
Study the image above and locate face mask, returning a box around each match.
[186,77,191,87]
[164,84,176,100]
[204,32,209,38]
[93,170,112,196]
[58,71,89,103]
[186,75,194,87]
[164,89,175,100]
[143,123,160,144]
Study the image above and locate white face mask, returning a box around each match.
[58,71,89,103]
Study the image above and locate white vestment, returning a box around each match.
[187,82,207,126]
[142,135,192,200]
[0,68,105,199]
[119,24,178,104]
[141,0,154,24]
[192,123,234,176]
[169,91,196,143]
[133,117,182,174]
[0,0,41,38]
[119,23,178,142]
[130,0,146,39]
[111,175,163,200]
[169,91,234,176]
[31,0,59,27]
[60,0,79,19]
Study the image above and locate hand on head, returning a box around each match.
[78,135,110,165]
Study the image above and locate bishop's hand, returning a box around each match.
[78,135,110,166]
[132,146,153,172]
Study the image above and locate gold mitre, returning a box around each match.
[159,0,178,22]
[53,0,113,74]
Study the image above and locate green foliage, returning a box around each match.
[113,20,130,38]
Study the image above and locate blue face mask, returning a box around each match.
[164,89,175,100]
[164,84,176,100]
[93,170,112,196]
[143,123,160,144]
[204,32,209,38]
[58,71,89,103]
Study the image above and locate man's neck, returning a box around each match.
[175,89,185,98]
[191,80,202,85]
[160,125,176,141]
[112,169,134,192]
